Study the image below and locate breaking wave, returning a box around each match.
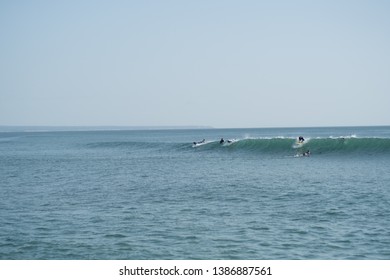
[191,136,390,155]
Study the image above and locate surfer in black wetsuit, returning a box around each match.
[298,136,305,143]
[193,139,205,145]
[220,138,224,144]
[303,150,310,156]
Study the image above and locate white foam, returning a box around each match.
[192,140,212,148]
[329,135,357,139]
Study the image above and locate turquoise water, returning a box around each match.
[1,126,390,259]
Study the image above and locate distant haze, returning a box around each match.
[1,0,389,128]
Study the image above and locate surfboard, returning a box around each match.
[192,141,209,148]
[293,141,305,149]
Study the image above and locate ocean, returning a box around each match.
[1,126,390,259]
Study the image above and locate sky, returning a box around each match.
[1,0,389,128]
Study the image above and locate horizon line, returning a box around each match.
[0,124,389,132]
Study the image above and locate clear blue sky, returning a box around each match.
[1,0,389,128]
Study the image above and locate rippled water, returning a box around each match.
[1,127,390,259]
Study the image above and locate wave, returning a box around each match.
[87,141,156,149]
[191,137,390,155]
[86,137,390,156]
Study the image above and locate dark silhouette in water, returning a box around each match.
[193,139,205,145]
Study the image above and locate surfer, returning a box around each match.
[298,136,305,143]
[220,138,225,144]
[193,139,205,145]
[303,150,310,156]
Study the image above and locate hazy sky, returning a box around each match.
[1,0,389,128]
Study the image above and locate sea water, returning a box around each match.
[1,126,390,259]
